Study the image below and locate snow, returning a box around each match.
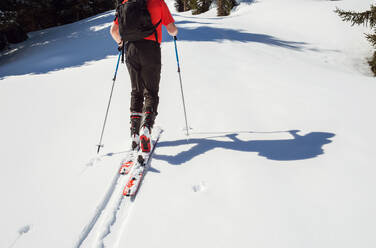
[1,0,376,247]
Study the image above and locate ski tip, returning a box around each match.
[123,189,134,197]
[123,184,133,196]
[119,160,134,175]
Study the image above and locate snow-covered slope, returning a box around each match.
[1,0,376,247]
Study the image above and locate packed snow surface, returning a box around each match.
[1,0,376,247]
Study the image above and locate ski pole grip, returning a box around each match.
[174,36,177,41]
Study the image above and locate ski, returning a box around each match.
[123,127,163,198]
[122,155,146,197]
[119,156,136,175]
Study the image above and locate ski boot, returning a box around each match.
[130,112,142,151]
[139,111,155,153]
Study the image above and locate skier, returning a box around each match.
[110,0,178,153]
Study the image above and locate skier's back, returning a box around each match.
[110,0,178,152]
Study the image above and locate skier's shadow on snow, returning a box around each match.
[153,130,335,165]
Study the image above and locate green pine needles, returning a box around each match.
[217,0,238,16]
[335,5,376,27]
[194,0,213,15]
[175,0,237,16]
[335,5,376,75]
[174,0,191,12]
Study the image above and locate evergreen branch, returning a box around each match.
[335,5,376,28]
[366,33,376,48]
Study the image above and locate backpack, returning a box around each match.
[116,0,161,42]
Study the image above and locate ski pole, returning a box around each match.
[173,36,189,136]
[96,51,122,154]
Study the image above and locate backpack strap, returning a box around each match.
[153,19,162,43]
[121,44,125,63]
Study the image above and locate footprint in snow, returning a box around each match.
[192,181,207,193]
[86,156,102,167]
[18,225,31,235]
[85,152,118,167]
[9,225,31,248]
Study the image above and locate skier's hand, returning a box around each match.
[166,22,178,36]
[117,41,123,51]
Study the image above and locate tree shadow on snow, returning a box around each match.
[0,10,308,79]
[153,130,335,165]
[0,11,119,79]
[163,26,307,49]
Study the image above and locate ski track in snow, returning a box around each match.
[75,128,163,248]
[3,0,376,247]
[111,203,135,248]
[93,128,163,248]
[110,132,163,247]
[74,171,121,248]
[86,150,132,168]
[74,152,134,248]
[91,175,134,248]
[8,225,31,248]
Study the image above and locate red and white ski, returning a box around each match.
[119,158,135,175]
[123,158,145,197]
[122,127,163,198]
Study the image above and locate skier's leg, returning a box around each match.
[126,43,144,113]
[142,64,161,127]
[126,42,144,149]
[139,41,162,129]
[138,65,160,153]
[137,40,161,152]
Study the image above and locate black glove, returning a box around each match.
[117,41,123,51]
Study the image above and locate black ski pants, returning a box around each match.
[125,40,161,117]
